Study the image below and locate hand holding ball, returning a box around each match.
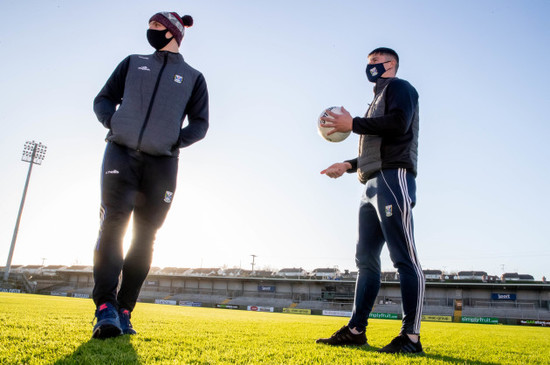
[318,106,351,143]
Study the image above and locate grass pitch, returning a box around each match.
[0,293,549,364]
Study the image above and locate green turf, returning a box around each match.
[0,293,549,364]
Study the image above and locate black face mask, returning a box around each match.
[147,29,173,50]
[366,61,391,83]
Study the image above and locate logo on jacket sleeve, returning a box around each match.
[164,191,174,203]
[174,74,183,83]
[385,205,393,217]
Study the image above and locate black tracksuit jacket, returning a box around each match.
[94,51,209,157]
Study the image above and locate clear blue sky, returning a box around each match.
[0,0,549,279]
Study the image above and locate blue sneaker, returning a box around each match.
[92,302,123,339]
[119,308,137,335]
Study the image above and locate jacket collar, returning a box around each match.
[374,77,395,94]
[154,51,184,63]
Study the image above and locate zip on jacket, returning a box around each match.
[136,53,168,152]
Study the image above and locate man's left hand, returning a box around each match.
[320,106,353,135]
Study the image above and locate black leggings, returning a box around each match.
[92,142,178,311]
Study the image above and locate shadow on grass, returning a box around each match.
[54,335,141,364]
[353,345,501,365]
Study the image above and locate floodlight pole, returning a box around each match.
[251,254,257,273]
[3,141,47,282]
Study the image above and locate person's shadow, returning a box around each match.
[54,335,141,364]
[354,345,501,365]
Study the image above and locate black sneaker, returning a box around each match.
[92,302,123,339]
[119,308,137,335]
[378,334,423,354]
[316,325,367,346]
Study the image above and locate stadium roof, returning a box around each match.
[277,268,306,273]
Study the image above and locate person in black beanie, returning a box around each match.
[91,11,209,339]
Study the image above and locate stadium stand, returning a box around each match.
[422,305,454,316]
[2,265,549,324]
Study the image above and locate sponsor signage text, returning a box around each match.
[461,316,499,324]
[369,312,399,319]
[519,319,550,327]
[258,285,276,292]
[155,299,177,305]
[283,308,311,315]
[322,310,352,317]
[51,292,67,297]
[179,301,202,307]
[491,293,516,301]
[422,315,452,322]
[247,305,274,312]
[216,304,239,309]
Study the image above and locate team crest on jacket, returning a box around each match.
[164,191,174,203]
[385,205,393,217]
[174,74,183,84]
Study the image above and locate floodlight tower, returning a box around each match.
[3,141,47,282]
[251,254,257,273]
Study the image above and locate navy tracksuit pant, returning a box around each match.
[348,168,425,335]
[92,142,178,311]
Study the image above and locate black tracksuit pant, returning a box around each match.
[92,142,178,311]
[348,168,425,335]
